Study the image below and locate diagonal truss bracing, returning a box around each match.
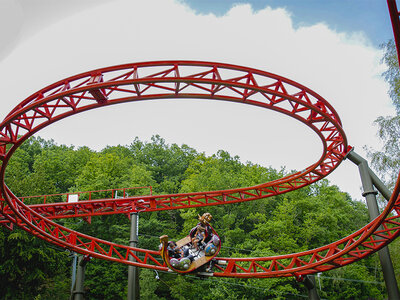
[0,60,398,277]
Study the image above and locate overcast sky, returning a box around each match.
[0,0,397,201]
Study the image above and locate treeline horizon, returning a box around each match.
[0,135,394,299]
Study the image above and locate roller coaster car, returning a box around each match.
[159,222,221,273]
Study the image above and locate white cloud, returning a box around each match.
[0,0,394,200]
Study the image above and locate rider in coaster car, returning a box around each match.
[167,241,183,258]
[190,212,213,243]
[191,225,206,250]
[168,241,193,260]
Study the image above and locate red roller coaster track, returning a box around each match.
[1,1,400,279]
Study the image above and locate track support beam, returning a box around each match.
[70,253,78,296]
[127,212,140,300]
[302,275,320,300]
[347,150,400,299]
[72,255,90,300]
[368,167,392,201]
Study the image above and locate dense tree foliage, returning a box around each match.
[367,40,400,188]
[366,39,400,292]
[0,136,388,299]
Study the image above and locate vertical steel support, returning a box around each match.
[347,150,400,299]
[70,253,78,295]
[368,168,392,201]
[127,212,140,300]
[72,256,89,300]
[303,275,320,300]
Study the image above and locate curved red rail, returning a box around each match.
[0,60,397,278]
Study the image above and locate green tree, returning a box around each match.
[29,145,93,196]
[130,135,197,194]
[0,228,70,299]
[367,40,400,189]
[176,150,379,299]
[0,135,384,299]
[5,137,58,197]
[74,151,155,193]
[318,263,384,299]
[5,139,94,201]
[366,38,400,289]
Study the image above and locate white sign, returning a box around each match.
[68,194,79,203]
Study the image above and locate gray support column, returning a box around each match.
[127,212,140,300]
[368,168,392,201]
[71,253,78,295]
[303,275,320,300]
[347,150,400,299]
[73,256,89,300]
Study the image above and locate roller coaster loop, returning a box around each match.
[1,0,400,279]
[0,60,398,278]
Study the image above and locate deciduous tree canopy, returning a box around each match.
[0,135,386,299]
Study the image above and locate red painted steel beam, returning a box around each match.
[212,177,400,277]
[388,0,400,66]
[0,61,397,277]
[2,177,400,277]
[1,177,346,220]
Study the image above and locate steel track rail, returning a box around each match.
[0,59,397,277]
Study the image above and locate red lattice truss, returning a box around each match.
[0,60,399,278]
